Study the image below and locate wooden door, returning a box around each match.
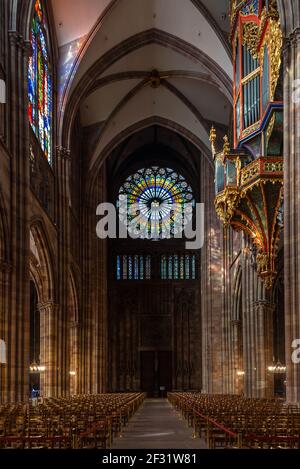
[140,351,155,397]
[158,351,172,397]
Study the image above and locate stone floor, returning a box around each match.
[112,398,207,449]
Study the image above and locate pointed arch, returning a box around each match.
[87,116,213,202]
[29,219,55,303]
[0,189,9,263]
[68,267,79,324]
[68,267,80,394]
[232,264,242,322]
[277,0,300,37]
[61,29,232,150]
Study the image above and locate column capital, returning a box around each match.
[56,146,71,161]
[37,301,59,313]
[289,27,300,45]
[8,31,29,52]
[231,319,241,326]
[70,321,81,328]
[0,261,12,273]
[8,31,22,46]
[22,40,32,58]
[252,300,275,312]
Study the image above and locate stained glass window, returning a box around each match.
[168,256,173,279]
[161,255,167,280]
[117,256,121,280]
[160,254,197,280]
[174,255,179,280]
[134,255,139,280]
[28,0,52,162]
[139,256,144,280]
[118,167,194,240]
[117,255,151,280]
[146,256,151,280]
[192,255,196,280]
[180,255,184,280]
[185,255,190,280]
[128,256,133,280]
[123,256,127,280]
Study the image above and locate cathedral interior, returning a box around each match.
[0,0,300,451]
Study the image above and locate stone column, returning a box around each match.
[241,240,274,397]
[221,226,234,394]
[253,300,274,398]
[0,261,10,402]
[38,302,59,398]
[231,320,243,394]
[56,147,71,396]
[4,32,31,402]
[69,321,80,395]
[200,155,223,393]
[84,162,108,394]
[276,0,300,404]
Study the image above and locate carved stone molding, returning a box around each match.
[56,146,71,161]
[252,300,275,312]
[0,261,12,273]
[37,302,59,313]
[289,27,300,45]
[231,319,241,326]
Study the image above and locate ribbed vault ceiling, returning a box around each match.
[51,0,233,171]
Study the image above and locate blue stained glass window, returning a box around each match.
[134,255,139,280]
[128,256,133,280]
[139,256,144,280]
[180,256,185,280]
[161,255,167,280]
[168,256,173,279]
[146,256,151,280]
[123,255,128,280]
[117,256,121,280]
[192,255,196,280]
[174,255,179,280]
[185,255,190,279]
[28,0,52,163]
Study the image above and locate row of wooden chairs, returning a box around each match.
[168,392,300,449]
[0,392,145,449]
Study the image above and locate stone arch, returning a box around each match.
[68,267,79,395]
[232,264,242,322]
[87,116,213,202]
[59,0,231,115]
[29,220,54,303]
[61,29,232,150]
[277,0,299,37]
[232,263,244,393]
[0,189,9,263]
[10,0,57,47]
[0,189,9,401]
[29,219,56,397]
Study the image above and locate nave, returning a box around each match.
[1,392,300,450]
[112,399,205,449]
[1,0,300,456]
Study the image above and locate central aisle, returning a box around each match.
[112,398,206,449]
